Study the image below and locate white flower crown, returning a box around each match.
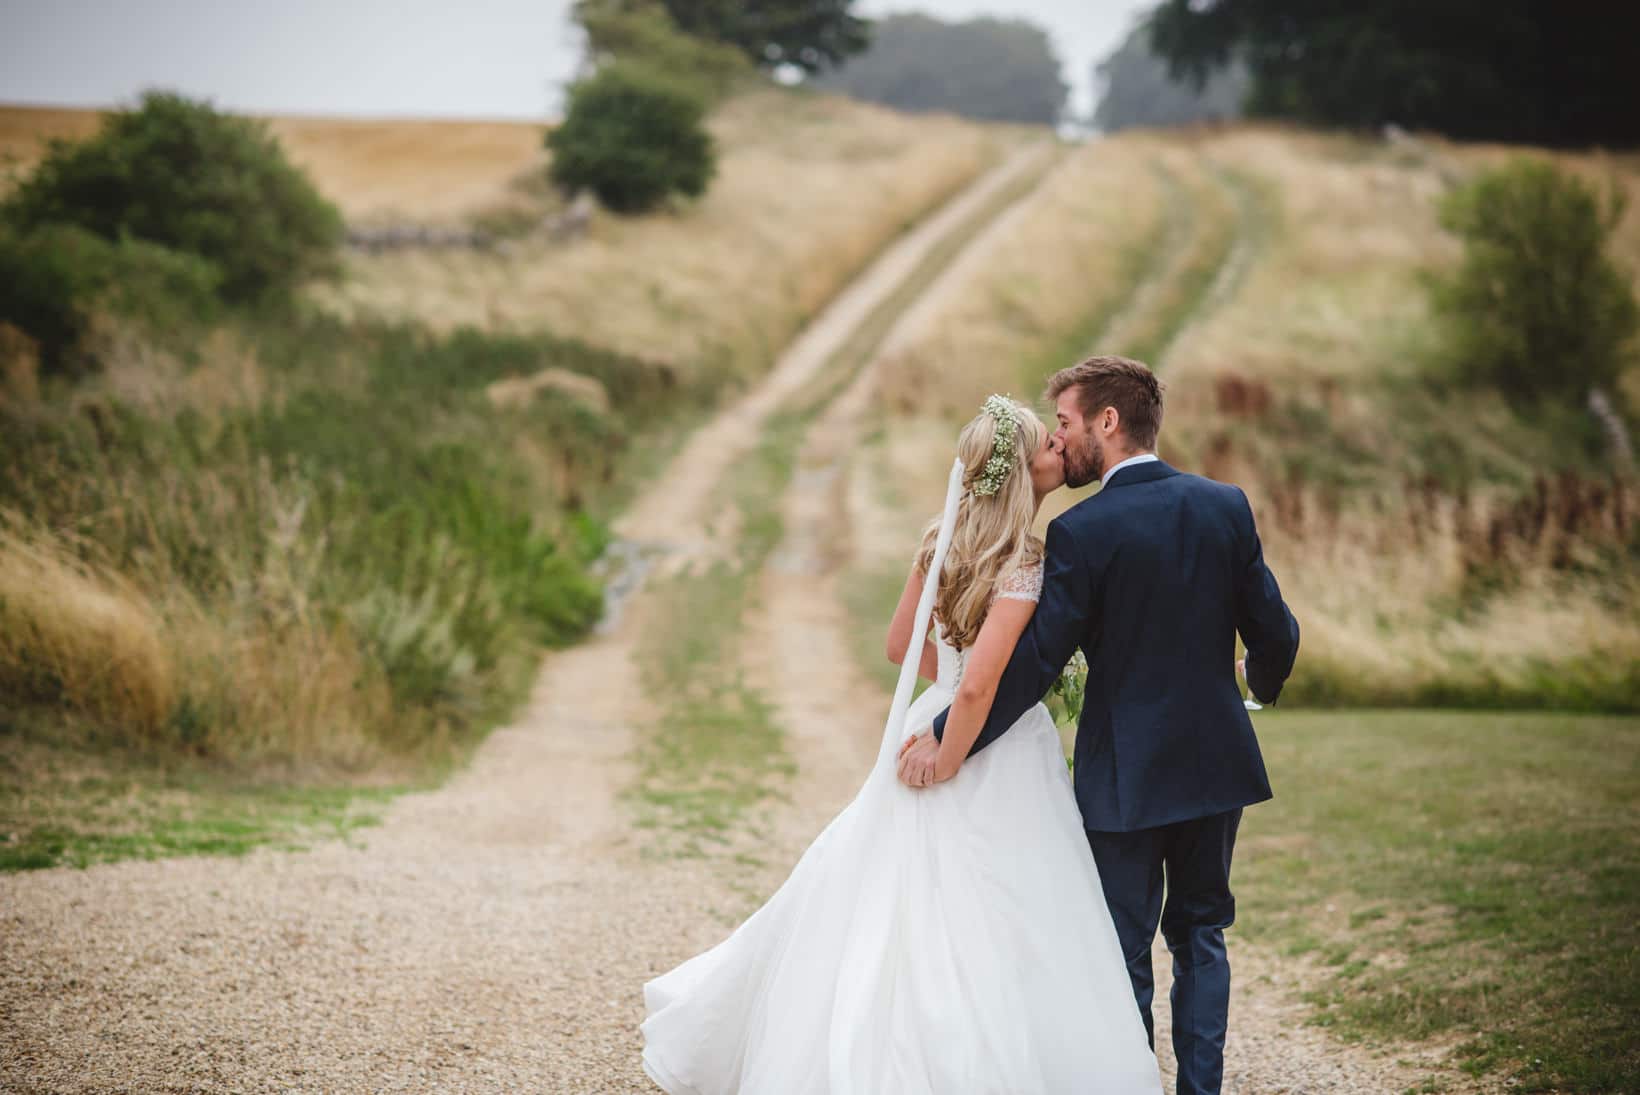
[972,394,1021,498]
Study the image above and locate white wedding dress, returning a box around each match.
[640,509,1164,1093]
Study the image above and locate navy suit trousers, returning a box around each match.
[1086,809,1242,1095]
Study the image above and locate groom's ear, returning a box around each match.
[1100,405,1121,437]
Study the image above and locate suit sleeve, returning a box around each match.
[931,516,1090,756]
[1233,488,1300,705]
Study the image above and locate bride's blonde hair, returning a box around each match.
[916,397,1046,650]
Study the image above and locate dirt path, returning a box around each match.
[0,147,1051,1095]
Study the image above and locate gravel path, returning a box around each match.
[3,140,1465,1094]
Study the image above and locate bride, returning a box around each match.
[641,396,1162,1094]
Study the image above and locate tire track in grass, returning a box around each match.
[624,143,1060,868]
[742,147,1069,851]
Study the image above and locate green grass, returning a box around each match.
[624,155,1063,853]
[1,305,718,867]
[2,311,702,758]
[627,413,805,854]
[0,724,410,872]
[1238,708,1640,1092]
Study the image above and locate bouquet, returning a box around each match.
[1047,649,1088,730]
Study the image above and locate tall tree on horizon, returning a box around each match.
[1147,0,1640,147]
[653,0,870,74]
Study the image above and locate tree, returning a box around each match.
[813,14,1067,126]
[653,0,869,74]
[1431,160,1637,406]
[548,63,716,214]
[574,0,751,104]
[1094,14,1247,133]
[1,91,342,302]
[1146,1,1640,147]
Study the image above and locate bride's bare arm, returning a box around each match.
[933,597,1035,781]
[886,563,940,684]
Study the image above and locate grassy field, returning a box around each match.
[0,105,548,224]
[317,89,1010,383]
[856,124,1640,713]
[1238,708,1639,1092]
[1,313,687,868]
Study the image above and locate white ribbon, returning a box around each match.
[877,457,965,762]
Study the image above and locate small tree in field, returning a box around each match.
[548,63,716,215]
[1,90,342,303]
[1433,160,1638,405]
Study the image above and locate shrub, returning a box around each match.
[1,90,342,303]
[0,222,220,374]
[1432,159,1639,403]
[548,62,717,214]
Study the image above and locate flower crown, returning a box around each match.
[972,394,1021,497]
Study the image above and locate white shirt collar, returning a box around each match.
[1100,452,1160,488]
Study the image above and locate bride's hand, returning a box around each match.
[897,733,940,788]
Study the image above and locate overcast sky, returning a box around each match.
[0,1,1150,120]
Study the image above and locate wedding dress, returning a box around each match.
[640,462,1162,1095]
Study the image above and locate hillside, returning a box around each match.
[0,88,1009,848]
[317,90,1010,382]
[848,124,1640,712]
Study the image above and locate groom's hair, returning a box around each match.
[1046,355,1164,449]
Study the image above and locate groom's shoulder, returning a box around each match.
[1174,472,1258,530]
[1177,470,1246,502]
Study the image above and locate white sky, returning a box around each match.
[0,0,1150,120]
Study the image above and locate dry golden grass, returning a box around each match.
[872,133,1170,420]
[0,104,546,222]
[0,473,397,767]
[1154,127,1639,698]
[1163,127,1456,390]
[0,518,174,735]
[0,104,102,167]
[318,89,1007,380]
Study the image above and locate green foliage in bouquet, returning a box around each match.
[1046,649,1088,730]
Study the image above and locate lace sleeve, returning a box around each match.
[996,559,1044,603]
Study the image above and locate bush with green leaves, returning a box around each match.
[1,90,342,303]
[0,222,220,374]
[1432,160,1638,403]
[548,63,717,214]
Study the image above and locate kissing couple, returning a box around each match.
[641,355,1301,1095]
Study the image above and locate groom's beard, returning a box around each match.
[1064,435,1101,489]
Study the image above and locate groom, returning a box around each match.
[899,356,1299,1095]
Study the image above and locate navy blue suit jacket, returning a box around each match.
[932,460,1299,832]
